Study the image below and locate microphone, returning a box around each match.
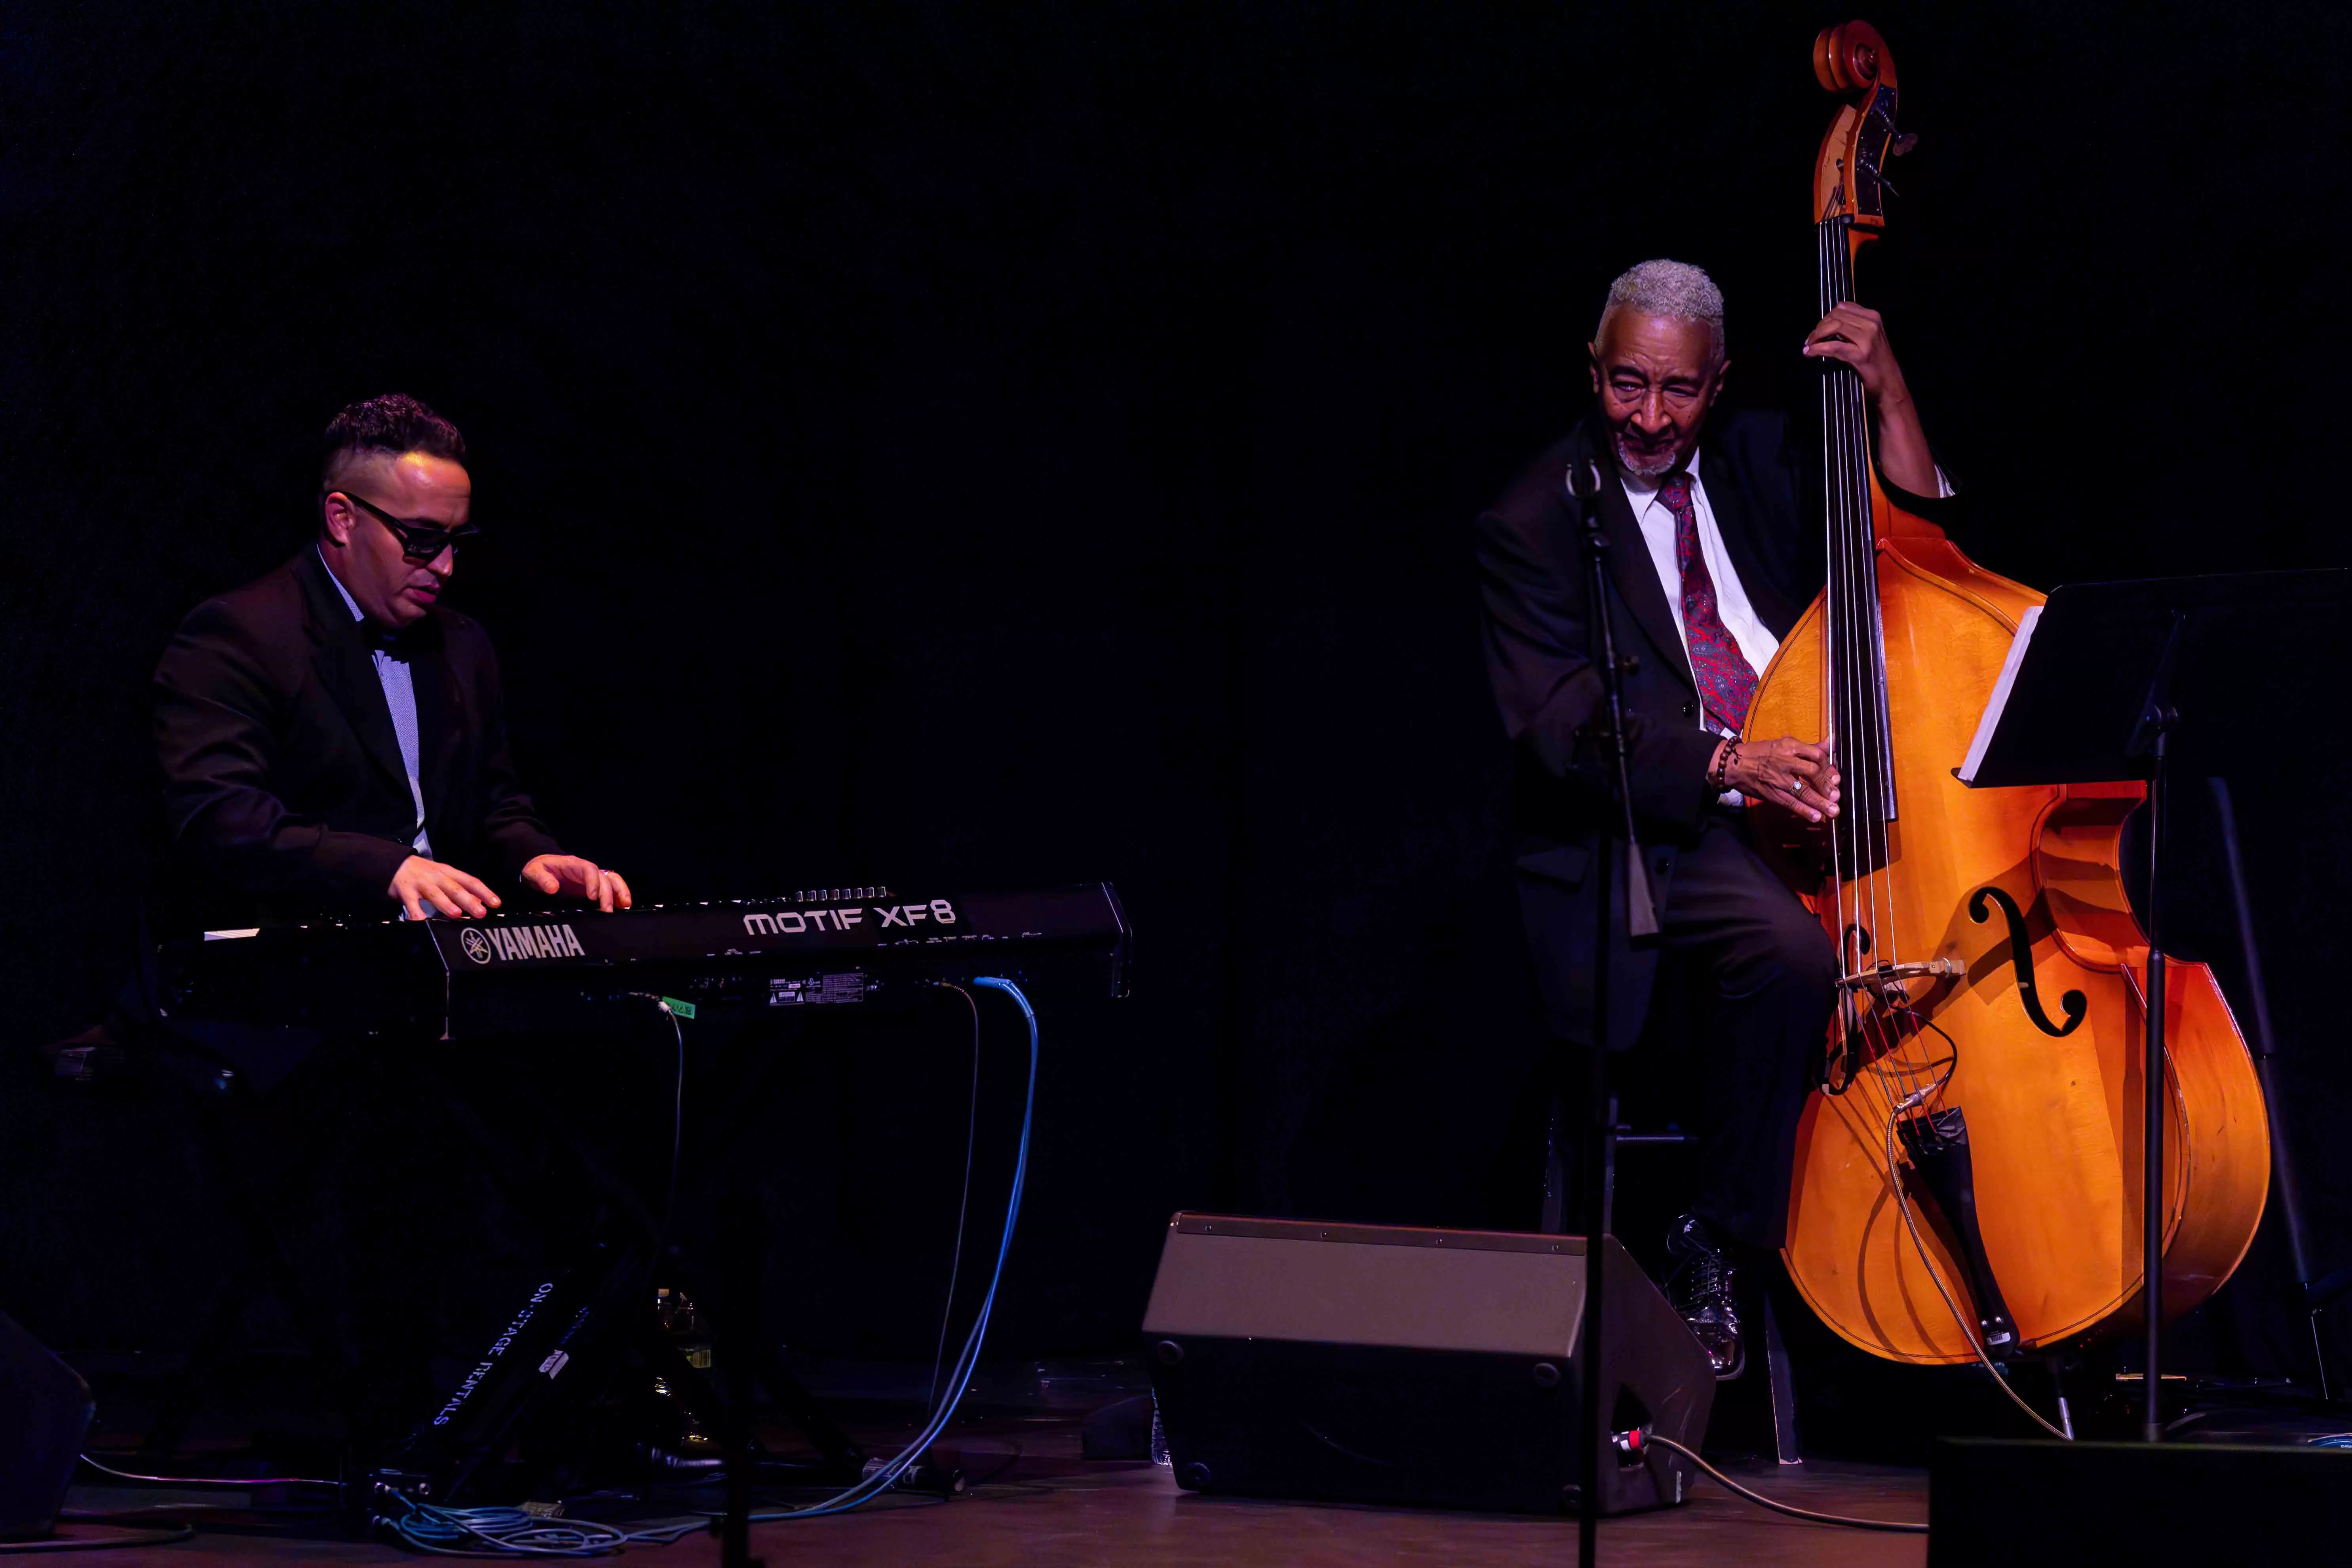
[1565,459,1601,507]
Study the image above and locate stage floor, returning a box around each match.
[46,1353,1930,1564]
[54,1436,1926,1566]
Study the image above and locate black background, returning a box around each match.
[5,0,2349,1406]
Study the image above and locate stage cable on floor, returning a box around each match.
[74,1455,341,1491]
[1639,1435,1926,1534]
[48,1456,340,1555]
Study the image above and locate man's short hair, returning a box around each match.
[321,393,467,492]
[1596,259,1726,363]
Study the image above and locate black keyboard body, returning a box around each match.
[156,882,1129,1039]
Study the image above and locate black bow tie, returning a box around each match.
[364,622,416,659]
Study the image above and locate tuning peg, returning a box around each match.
[1891,132,1919,156]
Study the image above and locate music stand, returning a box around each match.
[1958,568,2348,1441]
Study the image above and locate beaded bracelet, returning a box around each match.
[1710,739,1741,793]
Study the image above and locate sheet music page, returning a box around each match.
[1958,604,2043,786]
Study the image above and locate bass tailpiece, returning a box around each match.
[1898,1106,2018,1360]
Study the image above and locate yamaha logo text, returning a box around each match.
[461,923,586,964]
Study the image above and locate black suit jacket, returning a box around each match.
[1477,407,1958,1047]
[151,548,562,932]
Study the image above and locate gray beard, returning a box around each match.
[1613,433,1680,481]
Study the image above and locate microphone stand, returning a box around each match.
[1568,458,1658,1568]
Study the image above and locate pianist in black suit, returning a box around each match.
[152,393,628,932]
[142,395,650,1447]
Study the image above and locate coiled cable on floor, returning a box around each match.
[373,1497,702,1557]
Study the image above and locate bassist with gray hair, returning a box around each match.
[1475,258,1956,1376]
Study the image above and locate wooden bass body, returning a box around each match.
[1749,505,2271,1364]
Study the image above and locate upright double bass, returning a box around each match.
[1749,21,2271,1367]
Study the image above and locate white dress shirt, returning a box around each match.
[1619,449,1950,809]
[318,547,433,856]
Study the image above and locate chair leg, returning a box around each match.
[1763,1291,1802,1466]
[2044,1353,2078,1439]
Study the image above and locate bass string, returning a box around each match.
[1821,215,1878,1097]
[1825,215,1919,1109]
[1819,213,1917,1117]
[1830,240,1910,1109]
[1829,224,1873,994]
[1829,231,1909,1107]
[1838,229,1934,1113]
[1846,222,1927,1107]
[1835,228,1906,998]
[1814,214,1850,1073]
[1814,217,1850,1076]
[1820,215,1865,1058]
[1821,215,1930,1114]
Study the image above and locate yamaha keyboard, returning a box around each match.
[157,882,1129,1039]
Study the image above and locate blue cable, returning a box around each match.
[374,977,1043,1555]
[715,974,1040,1523]
[373,1496,704,1555]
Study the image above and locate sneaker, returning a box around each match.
[1664,1213,1745,1381]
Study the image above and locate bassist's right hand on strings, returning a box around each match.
[1714,736,1841,823]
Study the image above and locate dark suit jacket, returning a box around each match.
[151,548,563,932]
[1477,407,1958,1047]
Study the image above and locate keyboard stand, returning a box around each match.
[373,1022,866,1506]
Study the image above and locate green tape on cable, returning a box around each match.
[661,997,697,1020]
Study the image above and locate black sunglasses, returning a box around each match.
[336,491,483,562]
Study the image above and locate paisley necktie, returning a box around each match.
[1658,472,1757,732]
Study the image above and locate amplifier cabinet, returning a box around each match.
[1142,1213,1715,1515]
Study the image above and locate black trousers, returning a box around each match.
[1632,811,1839,1252]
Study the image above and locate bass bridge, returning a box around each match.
[1828,957,1962,1087]
[1839,955,1963,999]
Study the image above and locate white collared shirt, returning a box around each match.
[318,547,432,856]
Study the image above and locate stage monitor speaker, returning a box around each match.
[0,1310,95,1541]
[1142,1213,1713,1515]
